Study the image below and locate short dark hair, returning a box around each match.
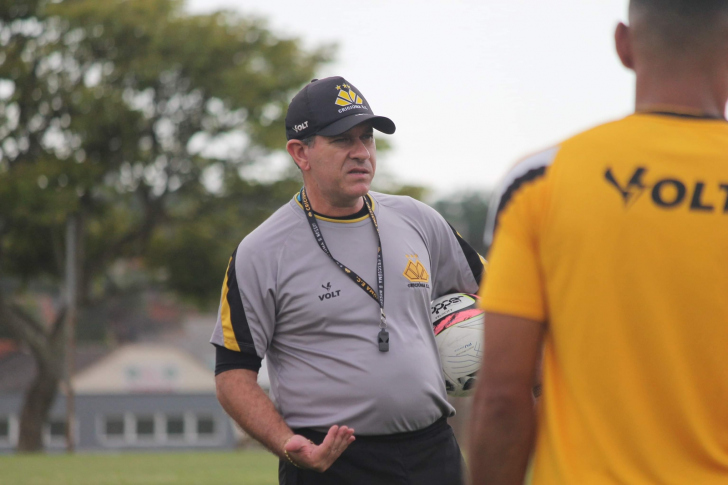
[630,0,728,16]
[630,0,728,51]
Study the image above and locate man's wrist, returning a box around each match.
[282,436,301,468]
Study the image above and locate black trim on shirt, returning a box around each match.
[493,166,548,236]
[314,200,370,220]
[214,344,262,376]
[447,222,485,286]
[644,111,727,121]
[226,248,257,353]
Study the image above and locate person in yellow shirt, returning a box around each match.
[469,1,728,484]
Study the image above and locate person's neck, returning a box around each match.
[634,62,728,119]
[303,188,366,218]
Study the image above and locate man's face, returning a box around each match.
[306,122,377,205]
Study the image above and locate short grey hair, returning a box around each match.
[301,135,316,147]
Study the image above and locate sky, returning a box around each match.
[186,0,633,198]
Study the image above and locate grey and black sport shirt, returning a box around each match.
[210,191,483,435]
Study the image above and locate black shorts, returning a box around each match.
[279,417,465,485]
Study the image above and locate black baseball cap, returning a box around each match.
[285,76,396,140]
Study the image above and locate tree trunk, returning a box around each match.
[16,359,62,452]
[0,290,67,453]
[16,309,66,452]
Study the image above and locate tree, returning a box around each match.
[145,176,305,308]
[0,0,331,451]
[433,190,491,255]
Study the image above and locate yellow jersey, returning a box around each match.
[480,113,728,484]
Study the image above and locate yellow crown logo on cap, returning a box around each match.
[335,83,364,107]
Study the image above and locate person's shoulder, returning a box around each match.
[371,191,440,220]
[496,116,631,183]
[372,191,419,209]
[484,146,561,246]
[559,115,637,150]
[504,146,560,181]
[236,199,303,258]
[484,118,631,245]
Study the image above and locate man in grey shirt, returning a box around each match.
[211,76,484,485]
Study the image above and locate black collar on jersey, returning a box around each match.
[299,187,390,352]
[641,110,727,121]
[315,204,370,221]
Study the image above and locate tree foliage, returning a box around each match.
[0,0,332,451]
[433,190,491,255]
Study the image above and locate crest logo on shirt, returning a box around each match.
[403,254,429,286]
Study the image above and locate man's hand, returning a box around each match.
[216,370,355,471]
[284,425,356,472]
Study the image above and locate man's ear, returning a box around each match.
[615,22,635,70]
[286,139,311,171]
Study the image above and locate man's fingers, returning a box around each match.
[329,425,354,453]
[330,426,355,459]
[317,424,339,454]
[313,425,355,459]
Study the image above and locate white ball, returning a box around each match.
[430,293,484,397]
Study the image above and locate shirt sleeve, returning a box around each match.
[414,201,485,298]
[214,344,262,375]
[479,147,558,321]
[447,222,487,286]
[209,243,277,359]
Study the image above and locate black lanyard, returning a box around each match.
[300,188,389,352]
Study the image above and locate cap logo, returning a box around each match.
[292,121,309,133]
[335,83,363,107]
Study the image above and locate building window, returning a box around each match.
[0,416,9,442]
[48,419,66,439]
[126,366,140,380]
[104,416,125,438]
[43,418,68,446]
[166,416,185,440]
[0,415,18,446]
[196,416,215,437]
[135,416,155,440]
[163,366,178,380]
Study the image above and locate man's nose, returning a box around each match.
[350,138,370,161]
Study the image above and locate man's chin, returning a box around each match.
[344,181,372,197]
[351,186,371,199]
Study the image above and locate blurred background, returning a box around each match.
[0,0,633,481]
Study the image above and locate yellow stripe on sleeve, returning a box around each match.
[220,257,241,352]
[480,255,488,270]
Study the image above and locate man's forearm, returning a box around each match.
[215,369,292,458]
[468,312,544,485]
[469,386,536,485]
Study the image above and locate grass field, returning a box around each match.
[0,450,280,485]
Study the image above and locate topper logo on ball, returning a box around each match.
[431,296,464,316]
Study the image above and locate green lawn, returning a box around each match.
[0,450,279,485]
